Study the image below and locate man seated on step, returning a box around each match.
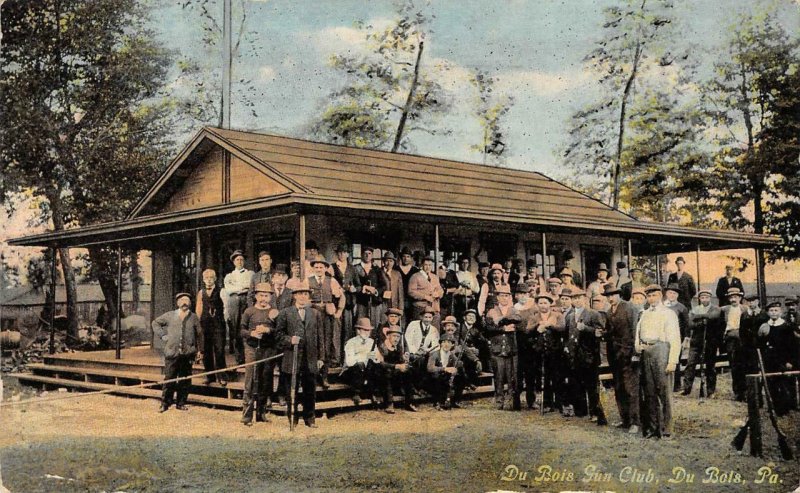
[441,315,482,390]
[239,282,280,425]
[374,325,418,413]
[341,317,381,405]
[405,306,440,389]
[427,333,466,410]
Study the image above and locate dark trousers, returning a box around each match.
[314,307,340,369]
[725,332,747,399]
[227,294,247,364]
[641,342,672,437]
[683,333,719,394]
[491,354,518,407]
[340,308,354,356]
[242,345,276,418]
[162,354,194,406]
[282,370,317,422]
[341,362,373,397]
[202,323,227,382]
[431,371,465,405]
[543,351,565,409]
[609,350,640,427]
[517,353,540,408]
[376,367,415,408]
[571,364,606,421]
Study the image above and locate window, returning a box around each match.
[526,241,565,278]
[173,251,196,295]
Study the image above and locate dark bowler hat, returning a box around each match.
[334,243,349,253]
[229,250,245,262]
[440,333,456,344]
[362,246,375,253]
[399,246,412,256]
[602,284,622,296]
[271,264,288,276]
[616,261,627,269]
[675,256,686,264]
[514,282,530,294]
[174,292,192,302]
[665,283,681,294]
[785,296,798,306]
[526,259,537,269]
[305,240,319,250]
[744,294,759,302]
[596,263,609,273]
[257,250,271,259]
[383,251,396,261]
[478,262,490,269]
[458,255,470,263]
[766,301,782,309]
[386,307,403,317]
[464,309,478,318]
[644,284,663,294]
[559,288,573,298]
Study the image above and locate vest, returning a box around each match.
[309,275,333,303]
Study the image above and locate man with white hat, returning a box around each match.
[153,293,203,413]
[342,317,381,405]
[224,250,254,364]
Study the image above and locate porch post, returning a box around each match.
[755,248,766,306]
[434,224,440,271]
[696,244,702,297]
[195,230,202,293]
[627,239,633,268]
[541,232,548,279]
[298,213,306,279]
[115,243,123,360]
[48,246,57,355]
[655,254,662,286]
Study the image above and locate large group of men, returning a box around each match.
[152,244,799,435]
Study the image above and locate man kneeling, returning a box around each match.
[427,333,466,410]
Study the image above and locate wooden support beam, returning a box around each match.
[298,214,306,279]
[754,248,767,306]
[195,230,202,294]
[696,244,702,296]
[627,239,633,268]
[434,224,440,271]
[115,244,123,360]
[48,246,57,355]
[541,232,548,279]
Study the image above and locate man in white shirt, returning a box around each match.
[224,250,254,364]
[454,256,480,320]
[342,317,380,405]
[635,284,681,439]
[405,306,440,384]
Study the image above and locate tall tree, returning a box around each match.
[563,0,693,211]
[701,9,800,265]
[0,0,175,336]
[312,1,451,152]
[469,69,514,166]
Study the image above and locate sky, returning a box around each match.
[151,0,800,179]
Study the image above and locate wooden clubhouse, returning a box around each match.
[6,126,779,411]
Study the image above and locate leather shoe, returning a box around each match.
[680,388,691,396]
[597,418,608,426]
[304,419,318,428]
[175,404,189,411]
[405,403,418,412]
[628,425,640,434]
[264,397,273,409]
[451,401,463,409]
[384,407,396,414]
[352,395,361,406]
[158,404,169,413]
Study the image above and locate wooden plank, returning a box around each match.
[229,155,290,202]
[162,148,224,213]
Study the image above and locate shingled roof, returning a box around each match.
[9,126,779,250]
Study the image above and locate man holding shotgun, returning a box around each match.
[276,280,325,428]
[239,282,279,425]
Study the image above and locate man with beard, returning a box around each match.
[564,289,607,425]
[196,269,227,387]
[153,293,203,413]
[604,284,640,433]
[681,290,722,397]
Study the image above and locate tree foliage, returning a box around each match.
[469,70,513,166]
[312,1,451,152]
[700,9,800,260]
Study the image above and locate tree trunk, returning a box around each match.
[45,190,79,339]
[391,40,424,153]
[88,246,120,331]
[612,39,642,210]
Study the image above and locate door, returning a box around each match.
[581,245,613,285]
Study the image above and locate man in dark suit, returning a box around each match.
[681,290,722,397]
[664,283,690,391]
[758,301,798,415]
[196,269,227,387]
[332,244,357,344]
[603,284,640,434]
[270,264,293,311]
[667,256,696,309]
[714,265,743,308]
[275,281,325,428]
[564,289,607,425]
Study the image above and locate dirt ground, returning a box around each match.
[0,373,798,493]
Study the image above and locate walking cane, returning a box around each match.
[756,348,794,460]
[289,341,299,432]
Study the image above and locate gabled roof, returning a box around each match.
[8,126,780,250]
